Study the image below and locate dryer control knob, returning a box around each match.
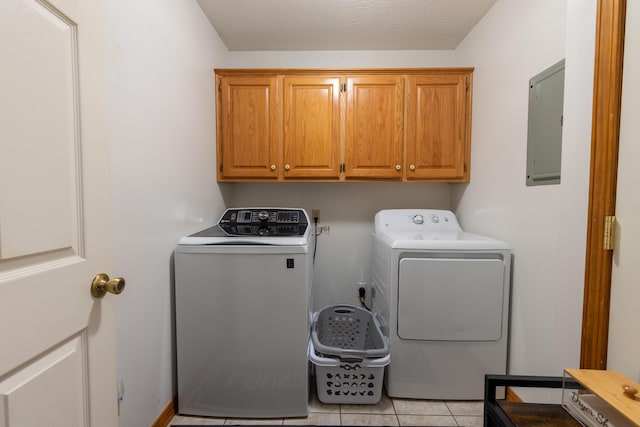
[412,214,424,225]
[258,210,269,221]
[430,215,440,223]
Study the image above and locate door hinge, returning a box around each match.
[341,83,347,92]
[218,82,222,92]
[604,215,616,250]
[466,80,469,91]
[340,163,345,173]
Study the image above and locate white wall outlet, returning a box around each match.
[315,225,330,235]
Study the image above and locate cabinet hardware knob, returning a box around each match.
[285,164,291,171]
[395,165,401,171]
[270,164,276,171]
[623,384,638,397]
[410,164,416,171]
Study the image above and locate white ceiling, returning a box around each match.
[197,0,497,51]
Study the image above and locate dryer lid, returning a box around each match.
[376,231,510,250]
[374,209,510,250]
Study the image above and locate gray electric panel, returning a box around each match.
[526,59,565,186]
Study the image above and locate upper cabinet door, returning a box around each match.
[406,74,471,181]
[344,75,404,180]
[283,76,341,179]
[217,76,281,180]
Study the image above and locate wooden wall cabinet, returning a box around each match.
[215,68,473,182]
[345,75,405,180]
[406,74,470,181]
[217,75,281,180]
[283,76,341,179]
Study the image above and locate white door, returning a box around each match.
[607,2,640,381]
[0,0,119,425]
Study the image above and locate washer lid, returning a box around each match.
[178,225,311,246]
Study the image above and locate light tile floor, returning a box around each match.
[169,389,484,426]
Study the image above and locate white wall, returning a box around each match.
[452,0,595,397]
[608,1,640,381]
[223,50,454,68]
[106,1,228,425]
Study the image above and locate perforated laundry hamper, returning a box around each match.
[309,305,390,404]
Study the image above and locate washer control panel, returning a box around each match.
[218,208,308,236]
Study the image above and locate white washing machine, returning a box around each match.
[174,208,313,418]
[371,209,511,400]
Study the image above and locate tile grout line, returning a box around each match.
[390,395,400,427]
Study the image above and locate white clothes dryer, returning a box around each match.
[174,208,313,418]
[371,209,511,400]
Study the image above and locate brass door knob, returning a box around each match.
[284,164,291,171]
[410,164,416,171]
[395,164,401,171]
[270,164,276,171]
[91,273,125,298]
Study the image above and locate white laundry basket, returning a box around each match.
[309,305,390,404]
[311,304,389,359]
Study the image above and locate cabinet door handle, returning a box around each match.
[395,165,401,171]
[410,164,416,171]
[270,164,276,171]
[285,164,291,171]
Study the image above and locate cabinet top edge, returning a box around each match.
[214,67,474,76]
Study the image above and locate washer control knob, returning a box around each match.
[412,214,424,225]
[258,210,269,221]
[430,215,440,223]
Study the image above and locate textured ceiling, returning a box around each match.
[196,0,497,51]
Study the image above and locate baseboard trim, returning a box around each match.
[151,398,176,427]
[505,387,523,402]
